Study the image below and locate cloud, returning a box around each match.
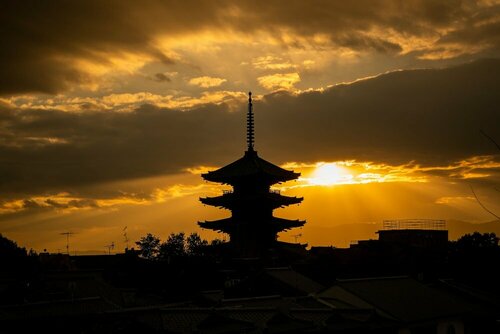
[252,56,295,70]
[278,156,500,190]
[0,194,103,214]
[4,91,246,112]
[435,196,475,204]
[152,73,171,82]
[257,72,301,90]
[0,59,499,200]
[0,182,219,216]
[2,1,500,95]
[188,76,227,88]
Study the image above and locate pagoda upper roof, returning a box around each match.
[202,150,300,184]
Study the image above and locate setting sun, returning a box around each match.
[307,162,353,186]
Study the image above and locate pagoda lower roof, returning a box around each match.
[202,150,300,184]
[198,217,306,234]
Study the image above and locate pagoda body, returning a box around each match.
[198,92,305,256]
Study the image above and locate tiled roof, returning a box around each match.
[202,151,300,184]
[321,277,476,322]
[0,297,118,321]
[265,268,324,294]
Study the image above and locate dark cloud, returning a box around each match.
[259,58,500,165]
[43,198,99,210]
[0,59,499,197]
[22,199,43,210]
[2,0,499,95]
[334,35,402,54]
[152,73,171,82]
[0,0,198,94]
[0,102,242,194]
[436,4,500,53]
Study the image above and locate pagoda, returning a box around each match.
[198,92,305,256]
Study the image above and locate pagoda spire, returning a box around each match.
[246,91,254,152]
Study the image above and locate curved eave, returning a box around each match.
[202,171,300,185]
[199,194,303,209]
[198,218,232,233]
[198,217,306,233]
[201,151,300,185]
[272,217,306,232]
[277,196,303,207]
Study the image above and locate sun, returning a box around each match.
[308,162,353,186]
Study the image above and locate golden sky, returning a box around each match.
[1,0,500,253]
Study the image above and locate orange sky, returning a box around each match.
[1,1,499,253]
[2,156,499,253]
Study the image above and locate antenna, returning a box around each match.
[105,242,115,255]
[123,226,129,250]
[60,231,76,255]
[292,233,302,243]
[247,91,254,151]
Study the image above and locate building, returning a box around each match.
[316,276,499,334]
[377,219,448,249]
[198,92,305,257]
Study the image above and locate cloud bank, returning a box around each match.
[2,0,500,95]
[0,59,498,200]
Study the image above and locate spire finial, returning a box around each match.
[247,91,254,152]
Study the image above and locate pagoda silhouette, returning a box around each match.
[198,92,305,257]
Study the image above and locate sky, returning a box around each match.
[1,0,500,253]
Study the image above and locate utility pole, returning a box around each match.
[105,242,115,255]
[60,231,76,255]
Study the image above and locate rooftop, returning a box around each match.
[382,219,446,230]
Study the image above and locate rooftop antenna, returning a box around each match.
[60,231,76,255]
[292,233,302,243]
[123,226,129,249]
[246,91,254,152]
[105,242,115,255]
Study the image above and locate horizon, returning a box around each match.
[18,219,500,256]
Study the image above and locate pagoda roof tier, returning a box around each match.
[198,217,306,234]
[200,192,303,209]
[271,217,306,231]
[202,150,300,184]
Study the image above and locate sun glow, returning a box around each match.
[307,162,354,186]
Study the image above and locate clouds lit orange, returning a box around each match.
[0,1,499,253]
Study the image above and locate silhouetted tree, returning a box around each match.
[158,232,186,259]
[135,233,160,259]
[456,232,499,249]
[0,233,27,259]
[210,238,225,246]
[186,233,208,256]
[0,234,38,285]
[450,232,500,286]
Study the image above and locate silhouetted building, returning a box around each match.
[377,219,448,249]
[317,276,498,333]
[198,92,305,257]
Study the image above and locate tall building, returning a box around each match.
[198,92,305,257]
